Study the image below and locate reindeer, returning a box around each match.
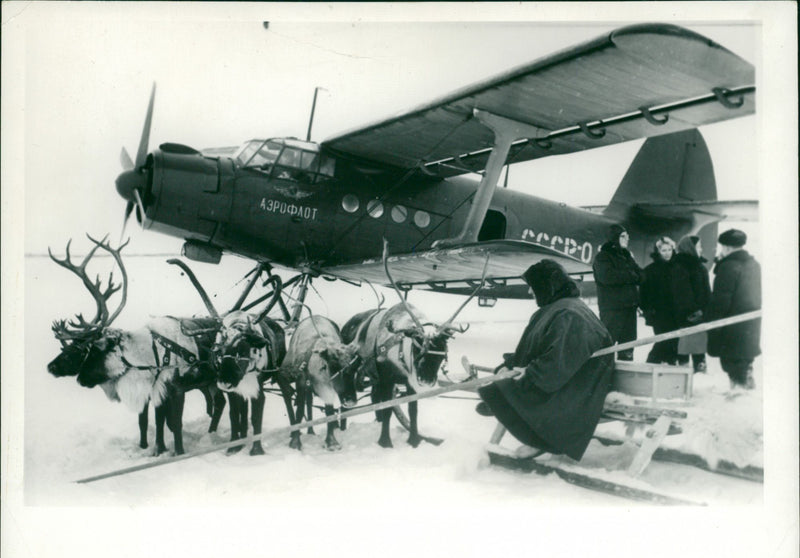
[169,260,297,455]
[213,310,290,455]
[46,235,225,455]
[340,241,482,448]
[280,315,360,451]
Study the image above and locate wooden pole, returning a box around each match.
[590,310,761,358]
[75,369,518,484]
[75,311,761,484]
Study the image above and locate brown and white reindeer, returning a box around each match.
[280,315,360,451]
[340,242,483,448]
[46,235,224,455]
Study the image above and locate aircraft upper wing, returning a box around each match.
[321,24,755,178]
[317,240,592,296]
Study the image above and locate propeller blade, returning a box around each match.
[120,147,134,171]
[135,83,156,168]
[133,188,146,228]
[120,202,135,243]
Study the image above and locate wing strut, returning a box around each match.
[433,109,549,248]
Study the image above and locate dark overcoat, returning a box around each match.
[482,297,615,461]
[707,250,761,359]
[670,252,711,326]
[592,242,643,310]
[640,256,679,333]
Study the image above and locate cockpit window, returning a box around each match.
[236,140,282,168]
[235,138,335,182]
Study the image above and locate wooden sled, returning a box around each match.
[485,421,702,506]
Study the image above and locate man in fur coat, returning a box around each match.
[476,260,615,461]
[592,224,644,360]
[706,229,761,389]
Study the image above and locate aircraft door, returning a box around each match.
[478,209,507,241]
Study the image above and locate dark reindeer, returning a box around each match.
[46,235,224,455]
[169,260,297,455]
[341,242,483,448]
[281,315,360,451]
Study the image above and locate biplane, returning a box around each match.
[114,23,755,307]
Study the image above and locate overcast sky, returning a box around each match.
[1,3,772,256]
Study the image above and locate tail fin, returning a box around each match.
[605,129,719,262]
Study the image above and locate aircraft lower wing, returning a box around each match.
[322,24,755,179]
[318,240,592,298]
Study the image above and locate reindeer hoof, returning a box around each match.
[155,445,168,456]
[139,441,148,450]
[407,436,422,448]
[289,437,303,451]
[325,440,342,452]
[378,438,393,449]
[250,443,265,456]
[226,445,244,455]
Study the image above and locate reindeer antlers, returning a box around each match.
[435,255,490,337]
[166,258,220,319]
[382,239,424,331]
[48,234,130,338]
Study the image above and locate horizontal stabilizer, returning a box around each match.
[319,240,591,297]
[635,200,759,222]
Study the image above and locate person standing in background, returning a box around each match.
[592,224,644,361]
[707,229,761,390]
[672,236,712,372]
[640,236,680,364]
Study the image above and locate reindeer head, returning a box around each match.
[214,311,273,389]
[47,236,129,380]
[380,240,480,390]
[383,304,468,390]
[308,340,361,408]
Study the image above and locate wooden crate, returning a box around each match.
[612,361,693,401]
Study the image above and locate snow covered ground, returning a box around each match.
[23,255,765,506]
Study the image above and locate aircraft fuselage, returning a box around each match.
[138,144,659,274]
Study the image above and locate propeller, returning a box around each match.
[116,83,156,242]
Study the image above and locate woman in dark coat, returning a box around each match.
[592,224,644,361]
[671,236,712,372]
[476,260,615,461]
[640,236,680,364]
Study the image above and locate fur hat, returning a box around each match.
[677,235,700,258]
[718,229,747,247]
[522,259,579,306]
[607,224,627,243]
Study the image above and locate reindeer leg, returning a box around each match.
[376,380,394,449]
[170,391,186,455]
[306,393,315,435]
[209,389,226,433]
[292,384,307,450]
[154,403,168,456]
[275,376,302,450]
[138,401,149,449]
[324,404,342,451]
[250,390,266,456]
[201,385,214,417]
[406,398,422,448]
[227,393,245,454]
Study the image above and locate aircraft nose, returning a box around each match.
[115,169,144,202]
